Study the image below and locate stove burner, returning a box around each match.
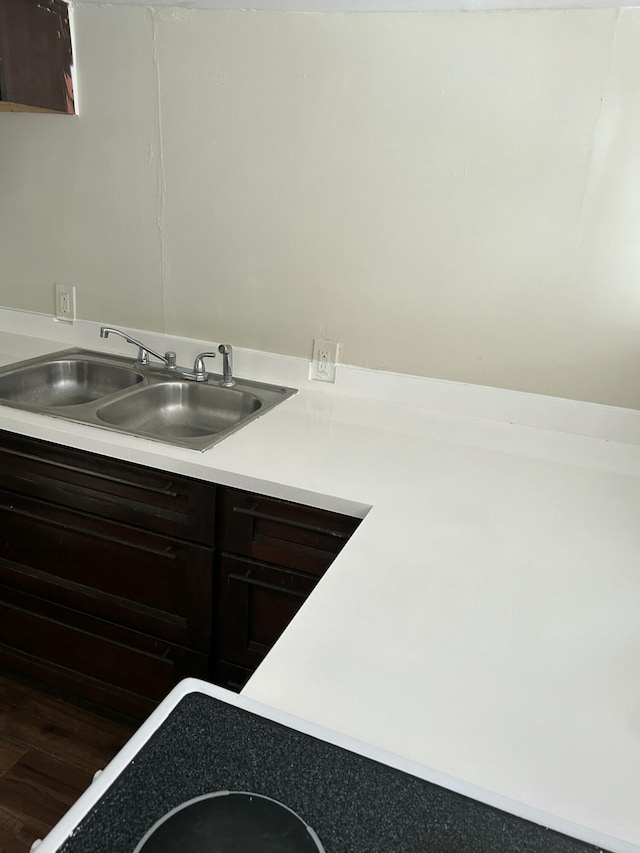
[133,791,325,853]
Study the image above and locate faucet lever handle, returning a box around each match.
[192,352,217,381]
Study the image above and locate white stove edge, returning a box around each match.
[31,678,634,853]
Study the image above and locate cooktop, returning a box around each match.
[33,679,612,853]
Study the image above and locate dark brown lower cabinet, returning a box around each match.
[0,588,209,719]
[0,491,213,651]
[217,553,317,678]
[0,430,362,716]
[214,488,361,690]
[0,431,216,719]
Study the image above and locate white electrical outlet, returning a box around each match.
[310,338,339,383]
[54,283,77,322]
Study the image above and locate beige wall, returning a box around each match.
[1,6,639,407]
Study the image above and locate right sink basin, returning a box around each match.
[96,381,262,440]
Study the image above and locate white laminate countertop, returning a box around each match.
[1,310,639,852]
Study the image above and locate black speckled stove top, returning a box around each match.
[59,692,610,853]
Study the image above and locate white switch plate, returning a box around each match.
[310,338,339,383]
[54,283,76,322]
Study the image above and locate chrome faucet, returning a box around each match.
[99,327,176,369]
[218,344,235,387]
[183,352,217,382]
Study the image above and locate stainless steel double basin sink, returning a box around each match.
[0,349,296,451]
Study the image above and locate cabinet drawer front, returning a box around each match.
[220,488,360,576]
[0,490,213,650]
[0,430,216,545]
[217,554,316,670]
[0,595,209,715]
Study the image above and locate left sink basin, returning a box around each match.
[0,352,144,407]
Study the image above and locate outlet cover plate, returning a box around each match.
[310,338,339,382]
[54,283,76,323]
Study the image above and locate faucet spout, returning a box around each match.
[100,327,176,369]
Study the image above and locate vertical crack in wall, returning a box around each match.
[151,9,168,334]
[568,9,621,291]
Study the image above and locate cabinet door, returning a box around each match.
[0,489,213,651]
[217,554,317,673]
[219,488,361,575]
[0,0,75,113]
[0,430,216,545]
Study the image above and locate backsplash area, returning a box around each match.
[2,306,640,447]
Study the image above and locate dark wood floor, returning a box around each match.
[0,672,135,853]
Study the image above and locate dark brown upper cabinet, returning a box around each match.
[0,0,75,114]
